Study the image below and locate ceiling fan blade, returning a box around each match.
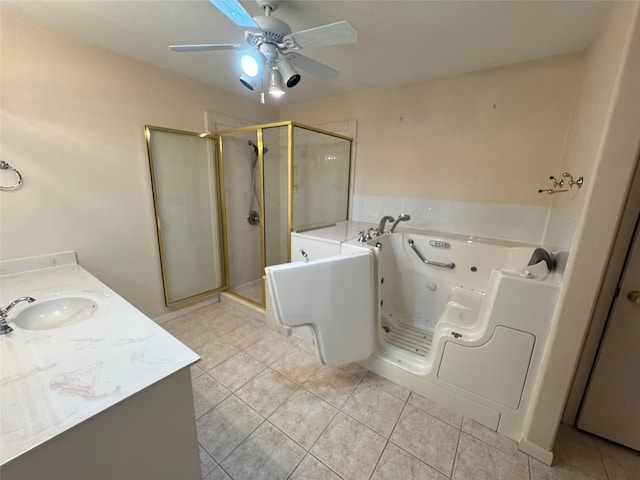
[169,43,242,52]
[285,52,339,81]
[209,0,259,29]
[283,21,358,49]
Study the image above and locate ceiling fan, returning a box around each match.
[169,0,358,98]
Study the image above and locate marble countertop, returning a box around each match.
[0,252,199,465]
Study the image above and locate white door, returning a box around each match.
[578,216,640,450]
[265,251,376,367]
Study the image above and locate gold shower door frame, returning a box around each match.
[145,125,229,307]
[212,120,353,308]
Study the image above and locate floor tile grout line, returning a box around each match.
[405,392,464,431]
[458,419,531,463]
[217,461,236,480]
[598,449,612,480]
[270,403,345,479]
[382,438,458,479]
[385,401,461,478]
[209,351,270,393]
[594,437,617,480]
[448,426,464,480]
[214,410,268,470]
[197,389,270,468]
[263,357,321,387]
[284,452,308,480]
[366,394,411,479]
[302,398,343,453]
[197,440,218,480]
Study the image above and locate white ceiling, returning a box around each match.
[3,0,612,105]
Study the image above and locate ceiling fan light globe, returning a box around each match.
[285,74,301,88]
[239,74,256,91]
[277,54,301,88]
[268,68,285,96]
[240,54,259,77]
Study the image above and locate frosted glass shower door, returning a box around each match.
[146,126,226,306]
[292,126,351,231]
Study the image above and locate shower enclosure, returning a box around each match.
[146,121,352,308]
[218,121,352,306]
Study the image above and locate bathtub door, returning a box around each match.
[265,251,376,367]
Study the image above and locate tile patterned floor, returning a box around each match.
[162,302,640,480]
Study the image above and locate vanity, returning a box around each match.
[0,252,201,480]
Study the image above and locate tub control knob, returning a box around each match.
[628,290,640,305]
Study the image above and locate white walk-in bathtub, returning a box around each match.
[266,228,561,441]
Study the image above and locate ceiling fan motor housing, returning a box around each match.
[253,15,292,44]
[169,0,356,93]
[256,0,282,13]
[259,42,279,62]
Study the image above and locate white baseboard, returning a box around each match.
[518,437,553,465]
[153,295,220,324]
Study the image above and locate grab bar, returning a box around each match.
[407,239,455,269]
[0,161,23,191]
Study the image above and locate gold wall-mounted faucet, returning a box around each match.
[538,172,584,194]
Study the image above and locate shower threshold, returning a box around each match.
[230,278,263,306]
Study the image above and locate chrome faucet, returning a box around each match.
[390,214,411,233]
[0,297,36,335]
[377,216,395,235]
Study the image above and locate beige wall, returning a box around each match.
[550,3,639,223]
[524,2,640,454]
[0,14,277,317]
[282,53,584,207]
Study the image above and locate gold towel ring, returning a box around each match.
[0,161,24,191]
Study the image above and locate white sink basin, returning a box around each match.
[14,294,105,330]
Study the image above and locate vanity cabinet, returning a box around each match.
[0,252,201,480]
[1,369,200,480]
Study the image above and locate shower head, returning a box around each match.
[248,140,268,154]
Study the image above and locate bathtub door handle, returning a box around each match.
[408,239,456,269]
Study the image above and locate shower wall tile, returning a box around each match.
[352,195,550,244]
[543,209,577,251]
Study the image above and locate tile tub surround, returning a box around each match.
[0,252,200,465]
[352,195,577,249]
[166,302,640,480]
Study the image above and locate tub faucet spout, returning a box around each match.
[377,216,395,235]
[390,214,411,233]
[0,296,36,335]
